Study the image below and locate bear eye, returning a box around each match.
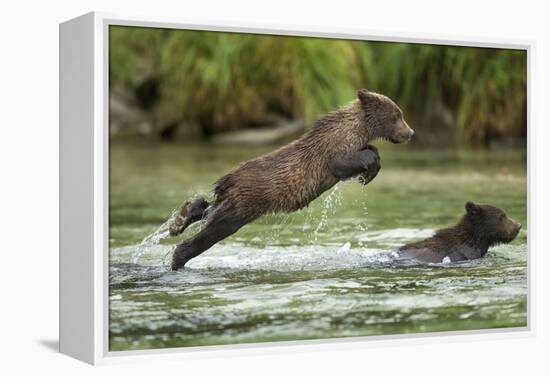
[499,213,506,220]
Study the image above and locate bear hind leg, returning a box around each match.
[171,208,245,270]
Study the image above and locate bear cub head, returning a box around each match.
[357,88,414,144]
[464,201,522,245]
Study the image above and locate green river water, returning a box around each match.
[108,142,527,351]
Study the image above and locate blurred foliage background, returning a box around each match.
[109,26,527,147]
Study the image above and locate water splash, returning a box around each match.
[184,243,390,271]
[353,194,370,246]
[131,208,178,264]
[312,185,342,243]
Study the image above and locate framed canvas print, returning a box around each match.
[59,12,531,365]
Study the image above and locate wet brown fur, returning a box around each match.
[212,92,409,222]
[398,202,521,263]
[171,90,413,269]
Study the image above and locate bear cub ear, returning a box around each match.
[465,201,481,214]
[357,88,373,104]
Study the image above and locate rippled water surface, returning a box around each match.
[109,143,527,351]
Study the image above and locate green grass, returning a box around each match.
[109,26,527,146]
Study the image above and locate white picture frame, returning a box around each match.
[59,11,534,365]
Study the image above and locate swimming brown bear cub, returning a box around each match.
[170,89,414,270]
[397,202,521,263]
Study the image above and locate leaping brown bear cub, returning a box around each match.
[169,89,414,270]
[398,202,522,263]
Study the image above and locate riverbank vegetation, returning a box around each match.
[109,26,526,147]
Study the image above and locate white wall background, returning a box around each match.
[1,0,548,375]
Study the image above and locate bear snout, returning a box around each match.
[507,221,522,242]
[389,121,415,144]
[404,121,414,139]
[400,121,414,142]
